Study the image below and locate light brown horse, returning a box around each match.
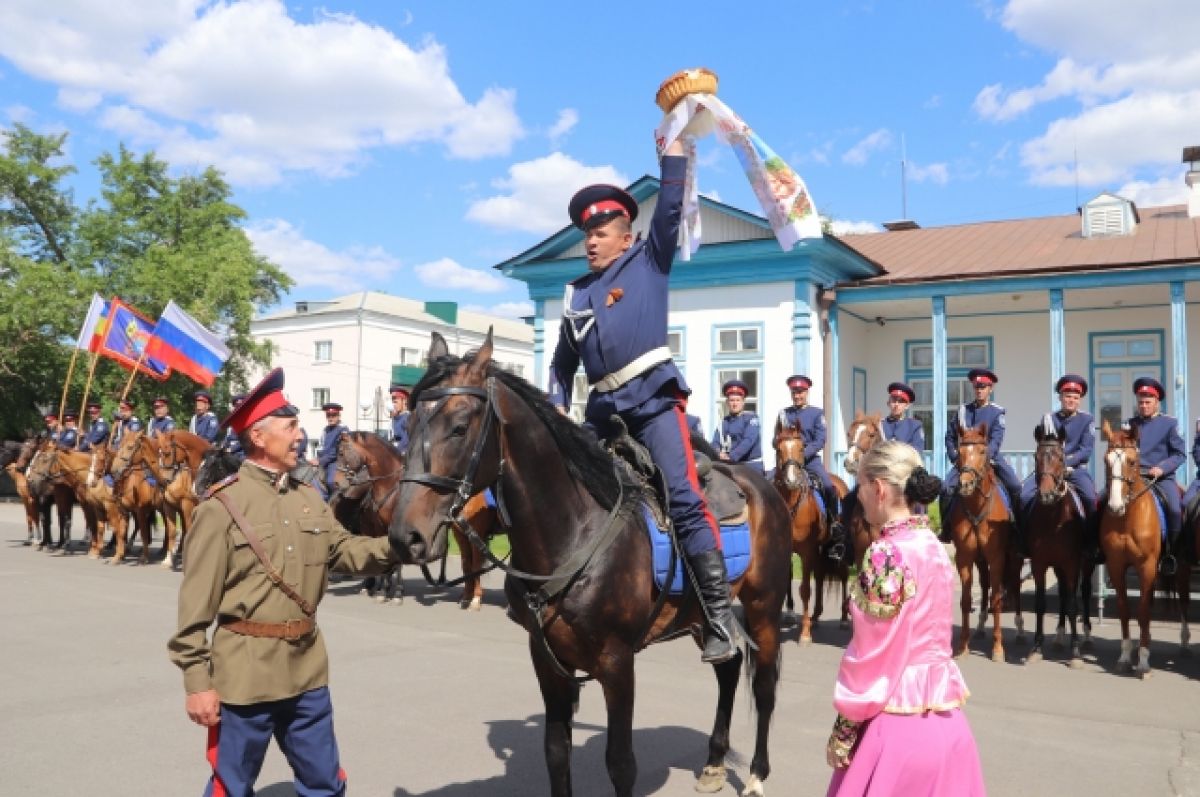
[109,430,163,565]
[773,425,849,642]
[44,447,121,559]
[1098,421,1164,678]
[947,424,1015,662]
[4,439,40,545]
[842,412,885,564]
[146,430,210,570]
[1025,422,1086,666]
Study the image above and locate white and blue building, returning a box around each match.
[497,164,1200,485]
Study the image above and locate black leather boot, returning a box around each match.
[826,519,848,564]
[687,549,737,664]
[937,495,953,543]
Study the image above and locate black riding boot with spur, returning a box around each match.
[688,549,737,664]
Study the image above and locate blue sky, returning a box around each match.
[2,1,1196,318]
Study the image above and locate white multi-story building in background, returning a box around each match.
[250,292,533,453]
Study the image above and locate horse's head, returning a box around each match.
[15,438,38,470]
[956,423,991,496]
[390,330,501,564]
[1102,420,1141,516]
[110,430,146,480]
[333,432,369,500]
[1033,418,1068,504]
[194,446,241,496]
[844,411,882,475]
[773,424,807,491]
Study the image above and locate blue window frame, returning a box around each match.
[904,336,994,447]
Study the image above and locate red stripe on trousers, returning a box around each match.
[206,724,228,797]
[673,401,722,550]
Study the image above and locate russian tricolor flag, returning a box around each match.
[147,301,231,387]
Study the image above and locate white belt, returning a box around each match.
[591,347,672,393]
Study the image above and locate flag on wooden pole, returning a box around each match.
[97,299,170,380]
[75,294,110,351]
[146,301,230,387]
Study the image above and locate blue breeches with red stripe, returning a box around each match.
[589,388,721,558]
[204,685,345,797]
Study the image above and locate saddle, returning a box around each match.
[606,415,747,529]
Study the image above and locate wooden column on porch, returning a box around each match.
[932,296,947,477]
[1049,288,1065,404]
[1170,281,1190,482]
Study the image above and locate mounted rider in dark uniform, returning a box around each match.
[148,397,177,437]
[110,399,143,449]
[546,138,737,664]
[713,379,762,473]
[774,374,844,561]
[1121,377,1185,576]
[390,385,411,457]
[317,402,349,500]
[188,391,219,443]
[79,401,109,451]
[57,412,80,449]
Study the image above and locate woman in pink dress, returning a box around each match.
[826,440,986,796]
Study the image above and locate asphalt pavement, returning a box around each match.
[0,503,1197,797]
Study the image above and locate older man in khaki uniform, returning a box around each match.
[168,368,397,797]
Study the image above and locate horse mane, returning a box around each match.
[413,353,624,509]
[690,431,720,460]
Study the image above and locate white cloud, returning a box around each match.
[700,189,721,202]
[829,219,882,235]
[413,257,510,293]
[5,104,33,123]
[245,219,402,291]
[908,161,950,185]
[1115,173,1190,207]
[466,152,628,234]
[842,128,893,165]
[547,109,578,144]
[0,0,524,185]
[463,300,535,320]
[975,1,1200,189]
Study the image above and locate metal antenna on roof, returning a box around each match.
[901,133,908,220]
[1073,139,1080,211]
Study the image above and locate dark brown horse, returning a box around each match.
[946,424,1016,662]
[25,438,76,552]
[390,332,791,797]
[1025,422,1086,666]
[1098,421,1163,677]
[772,425,849,642]
[332,430,498,606]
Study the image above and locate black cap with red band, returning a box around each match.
[568,184,639,230]
[219,368,298,434]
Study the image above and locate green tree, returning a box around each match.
[0,127,293,439]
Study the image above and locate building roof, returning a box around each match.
[837,204,1200,285]
[256,291,533,342]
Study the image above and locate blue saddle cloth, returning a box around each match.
[644,505,751,595]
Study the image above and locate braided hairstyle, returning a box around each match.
[858,439,942,507]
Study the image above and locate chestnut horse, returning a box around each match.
[773,425,849,642]
[1098,421,1168,678]
[842,412,885,562]
[946,424,1016,662]
[146,430,210,569]
[333,430,498,607]
[109,430,163,565]
[25,439,76,551]
[1025,422,1086,666]
[44,447,121,559]
[3,439,40,544]
[390,332,791,797]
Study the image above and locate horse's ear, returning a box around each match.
[974,422,987,436]
[1101,419,1113,442]
[467,327,494,378]
[853,409,863,421]
[869,412,881,424]
[428,331,449,361]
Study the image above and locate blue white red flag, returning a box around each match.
[146,301,230,387]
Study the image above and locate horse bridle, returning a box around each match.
[844,423,879,471]
[333,437,402,513]
[1035,440,1068,499]
[1105,444,1156,511]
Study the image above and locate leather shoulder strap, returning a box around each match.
[211,490,316,617]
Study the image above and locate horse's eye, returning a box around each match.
[451,424,468,437]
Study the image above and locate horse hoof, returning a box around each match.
[991,649,1005,663]
[160,558,173,571]
[390,597,403,605]
[741,774,765,797]
[459,599,471,609]
[87,553,98,560]
[469,597,482,612]
[1026,650,1042,664]
[1115,660,1131,674]
[1137,669,1151,680]
[780,612,798,631]
[359,588,369,596]
[1069,657,1084,670]
[373,595,386,604]
[695,765,727,793]
[799,634,813,646]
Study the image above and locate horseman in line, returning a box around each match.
[938,368,1022,542]
[1019,374,1096,545]
[188,391,219,443]
[78,401,109,451]
[546,136,739,664]
[713,379,762,472]
[774,374,844,561]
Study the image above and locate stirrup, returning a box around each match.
[1159,553,1178,578]
[826,542,847,563]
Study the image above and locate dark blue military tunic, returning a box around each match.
[712,411,762,472]
[189,411,219,443]
[111,416,143,448]
[546,156,719,558]
[1020,410,1097,514]
[880,415,925,449]
[942,401,1022,504]
[318,422,349,495]
[777,404,834,491]
[391,411,410,455]
[57,427,78,449]
[1126,412,1185,536]
[79,418,109,452]
[148,415,176,436]
[1182,421,1200,510]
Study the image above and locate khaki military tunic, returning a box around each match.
[168,461,396,705]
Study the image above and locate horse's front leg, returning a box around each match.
[1079,556,1096,650]
[986,543,1007,662]
[530,638,578,797]
[745,625,781,796]
[160,508,177,569]
[1135,558,1156,679]
[697,652,741,794]
[1027,564,1047,663]
[597,646,638,797]
[1059,563,1084,667]
[1108,563,1134,673]
[798,564,813,644]
[956,553,974,657]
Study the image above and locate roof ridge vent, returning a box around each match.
[1081,193,1138,238]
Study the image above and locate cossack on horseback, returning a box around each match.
[1020,374,1097,541]
[713,379,762,472]
[188,390,219,442]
